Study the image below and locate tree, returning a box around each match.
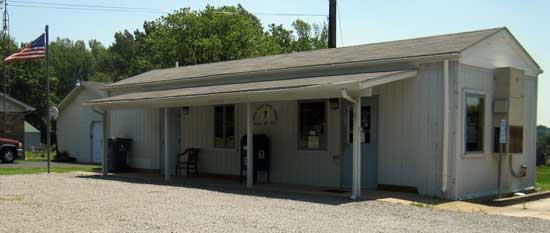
[1,34,51,141]
[1,4,329,143]
[537,126,550,165]
[107,4,328,79]
[49,38,96,97]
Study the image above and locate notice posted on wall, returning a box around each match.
[308,135,320,149]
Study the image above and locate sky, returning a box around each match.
[6,0,549,126]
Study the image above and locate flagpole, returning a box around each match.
[45,24,51,174]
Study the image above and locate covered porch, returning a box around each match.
[89,70,417,199]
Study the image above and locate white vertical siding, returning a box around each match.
[109,108,160,169]
[460,30,539,77]
[373,62,443,197]
[56,88,103,162]
[181,101,341,187]
[453,64,537,199]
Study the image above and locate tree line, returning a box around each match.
[538,126,550,165]
[0,5,328,139]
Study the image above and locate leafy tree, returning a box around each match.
[49,38,96,97]
[1,4,329,143]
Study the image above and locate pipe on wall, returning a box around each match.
[442,60,450,193]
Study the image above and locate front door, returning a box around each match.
[341,97,378,189]
[91,122,103,163]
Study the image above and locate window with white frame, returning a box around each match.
[298,101,327,150]
[214,105,235,148]
[465,93,485,153]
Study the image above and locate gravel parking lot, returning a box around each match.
[1,172,549,233]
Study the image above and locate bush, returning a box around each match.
[54,150,76,162]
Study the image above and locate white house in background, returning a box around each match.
[57,81,106,163]
[87,27,542,200]
[24,121,41,150]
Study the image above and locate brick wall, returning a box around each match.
[0,112,25,143]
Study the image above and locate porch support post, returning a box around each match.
[164,108,170,181]
[351,96,362,199]
[246,103,254,188]
[101,109,110,177]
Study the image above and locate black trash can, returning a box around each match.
[107,138,132,172]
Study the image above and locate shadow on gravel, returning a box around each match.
[75,173,359,205]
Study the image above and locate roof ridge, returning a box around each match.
[342,27,505,49]
[151,27,506,72]
[107,27,510,88]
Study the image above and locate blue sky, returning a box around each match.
[7,0,549,126]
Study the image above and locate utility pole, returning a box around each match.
[328,0,337,48]
[2,0,9,137]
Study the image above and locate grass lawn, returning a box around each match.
[24,151,55,161]
[0,165,99,175]
[537,166,550,191]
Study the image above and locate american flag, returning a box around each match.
[3,33,46,63]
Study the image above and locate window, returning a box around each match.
[465,94,485,152]
[348,106,372,144]
[214,105,235,148]
[298,101,327,150]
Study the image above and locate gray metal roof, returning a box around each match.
[90,70,412,106]
[107,27,505,88]
[81,81,107,98]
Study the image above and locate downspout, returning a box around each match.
[442,60,450,193]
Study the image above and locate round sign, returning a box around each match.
[49,106,59,120]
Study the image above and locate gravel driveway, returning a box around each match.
[1,172,549,233]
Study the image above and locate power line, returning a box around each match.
[10,4,169,14]
[9,1,327,17]
[10,0,169,11]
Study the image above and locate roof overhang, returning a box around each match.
[57,85,83,112]
[0,92,35,112]
[86,70,417,110]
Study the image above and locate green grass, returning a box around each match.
[536,166,550,191]
[409,202,434,208]
[23,151,56,161]
[0,165,99,175]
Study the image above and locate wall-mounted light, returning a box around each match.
[329,98,339,109]
[181,107,190,115]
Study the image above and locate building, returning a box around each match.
[0,92,35,145]
[24,121,41,151]
[56,81,106,163]
[87,27,541,200]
